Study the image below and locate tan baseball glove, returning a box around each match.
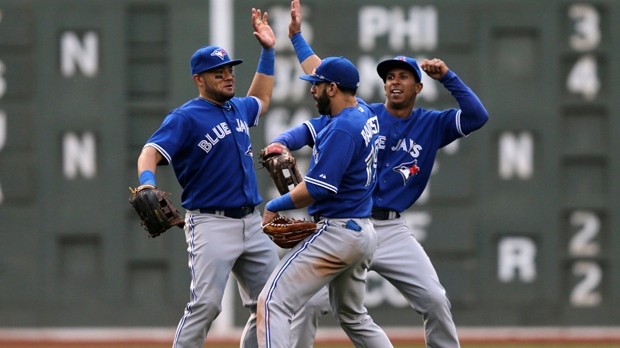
[262,213,317,249]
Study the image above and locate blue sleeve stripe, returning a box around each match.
[304,176,337,193]
[304,121,318,142]
[144,143,171,164]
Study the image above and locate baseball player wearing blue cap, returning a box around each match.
[256,55,393,348]
[135,8,280,348]
[269,1,490,347]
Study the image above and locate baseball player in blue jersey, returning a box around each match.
[256,56,393,348]
[135,9,280,348]
[270,1,490,347]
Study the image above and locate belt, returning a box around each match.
[370,209,401,220]
[311,214,372,222]
[199,206,256,218]
[311,214,325,223]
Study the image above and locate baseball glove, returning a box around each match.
[128,184,185,238]
[259,143,303,195]
[262,213,317,249]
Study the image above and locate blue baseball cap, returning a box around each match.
[190,46,243,75]
[376,56,422,83]
[299,56,360,90]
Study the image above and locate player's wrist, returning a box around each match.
[290,32,314,64]
[257,48,275,76]
[439,70,456,83]
[139,170,156,186]
[288,29,301,39]
[265,193,295,212]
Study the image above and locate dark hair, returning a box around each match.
[413,73,421,84]
[337,85,357,95]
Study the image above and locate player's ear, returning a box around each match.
[327,82,336,96]
[193,74,203,87]
[415,82,423,94]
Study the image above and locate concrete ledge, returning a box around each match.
[0,326,619,345]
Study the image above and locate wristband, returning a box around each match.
[290,32,314,63]
[257,48,275,76]
[139,170,156,186]
[265,193,295,212]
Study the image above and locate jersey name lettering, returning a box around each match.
[361,116,380,146]
[392,138,422,158]
[197,122,232,154]
[236,119,250,134]
[376,135,387,150]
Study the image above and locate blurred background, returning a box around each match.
[0,0,618,341]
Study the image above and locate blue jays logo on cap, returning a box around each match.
[211,48,228,61]
[299,56,360,90]
[190,45,243,76]
[376,56,422,83]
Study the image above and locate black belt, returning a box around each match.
[311,214,372,222]
[311,214,324,223]
[370,209,401,220]
[199,206,256,218]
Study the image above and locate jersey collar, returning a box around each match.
[198,97,232,111]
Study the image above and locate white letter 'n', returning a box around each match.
[63,132,96,179]
[61,31,99,77]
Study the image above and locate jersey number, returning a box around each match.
[364,143,378,187]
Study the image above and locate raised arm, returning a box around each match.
[247,8,276,117]
[421,58,489,133]
[289,0,321,73]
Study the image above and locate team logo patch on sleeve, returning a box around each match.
[393,160,421,185]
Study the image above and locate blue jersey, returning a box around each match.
[370,103,463,212]
[144,96,262,210]
[304,102,379,218]
[288,71,488,213]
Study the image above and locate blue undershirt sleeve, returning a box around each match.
[272,123,314,151]
[440,70,489,134]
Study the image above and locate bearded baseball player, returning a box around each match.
[135,8,280,348]
[256,56,393,348]
[270,1,490,347]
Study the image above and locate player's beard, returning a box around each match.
[204,83,235,104]
[316,88,331,115]
[212,89,235,104]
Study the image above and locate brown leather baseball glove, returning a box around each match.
[128,184,185,238]
[262,213,317,249]
[259,143,303,195]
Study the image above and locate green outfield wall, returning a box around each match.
[0,0,618,329]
